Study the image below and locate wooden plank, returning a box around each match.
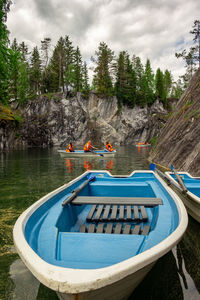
[73,196,163,206]
[105,223,113,234]
[79,225,86,233]
[141,225,150,235]
[101,205,111,221]
[140,206,148,221]
[96,223,104,233]
[126,206,132,221]
[123,224,131,234]
[88,224,95,233]
[86,205,97,221]
[114,224,122,234]
[110,205,118,220]
[132,225,140,235]
[133,206,139,220]
[118,205,124,220]
[93,205,104,221]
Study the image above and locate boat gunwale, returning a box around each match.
[13,170,188,294]
[165,171,200,205]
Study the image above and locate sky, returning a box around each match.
[7,0,200,81]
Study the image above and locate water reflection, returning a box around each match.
[0,146,199,300]
[65,158,74,173]
[106,159,114,171]
[83,160,92,170]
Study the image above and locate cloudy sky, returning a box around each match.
[7,0,200,80]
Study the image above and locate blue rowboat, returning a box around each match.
[13,170,188,300]
[58,149,116,158]
[165,171,200,223]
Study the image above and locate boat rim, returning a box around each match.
[165,171,200,204]
[13,170,188,294]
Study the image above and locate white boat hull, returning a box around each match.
[136,144,151,147]
[58,150,116,158]
[165,171,200,223]
[13,171,188,300]
[57,262,155,300]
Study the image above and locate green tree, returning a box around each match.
[143,58,155,105]
[175,20,200,86]
[0,0,12,103]
[92,42,114,97]
[171,79,183,99]
[155,68,166,106]
[18,41,29,62]
[17,60,29,105]
[132,55,144,106]
[190,20,200,68]
[73,46,83,92]
[163,69,173,98]
[48,37,65,92]
[82,61,90,99]
[9,38,20,101]
[30,46,41,94]
[41,37,51,93]
[115,51,136,108]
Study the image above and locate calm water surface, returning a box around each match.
[0,146,199,300]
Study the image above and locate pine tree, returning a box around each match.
[115,51,127,109]
[155,68,166,106]
[115,51,136,108]
[49,37,65,92]
[132,55,144,106]
[9,38,20,101]
[41,37,51,93]
[82,61,90,99]
[92,42,114,97]
[30,46,41,94]
[0,0,12,103]
[190,20,200,68]
[19,41,29,63]
[175,20,200,85]
[163,69,173,98]
[143,58,155,105]
[17,61,29,105]
[64,35,75,94]
[73,47,83,92]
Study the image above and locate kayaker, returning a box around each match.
[66,142,74,152]
[105,141,114,152]
[83,140,98,152]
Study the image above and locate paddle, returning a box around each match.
[170,164,188,193]
[150,163,172,185]
[62,175,96,206]
[92,150,104,157]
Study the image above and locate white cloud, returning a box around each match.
[7,0,200,80]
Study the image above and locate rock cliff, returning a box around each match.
[0,93,168,149]
[149,69,200,176]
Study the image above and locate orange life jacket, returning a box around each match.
[106,143,113,152]
[66,143,73,152]
[84,141,91,151]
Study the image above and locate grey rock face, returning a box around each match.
[0,93,167,150]
[149,69,200,176]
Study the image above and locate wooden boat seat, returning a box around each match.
[86,204,148,222]
[79,223,150,235]
[72,196,163,206]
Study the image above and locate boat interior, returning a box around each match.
[25,172,179,269]
[170,173,200,197]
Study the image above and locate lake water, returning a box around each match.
[0,146,199,300]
